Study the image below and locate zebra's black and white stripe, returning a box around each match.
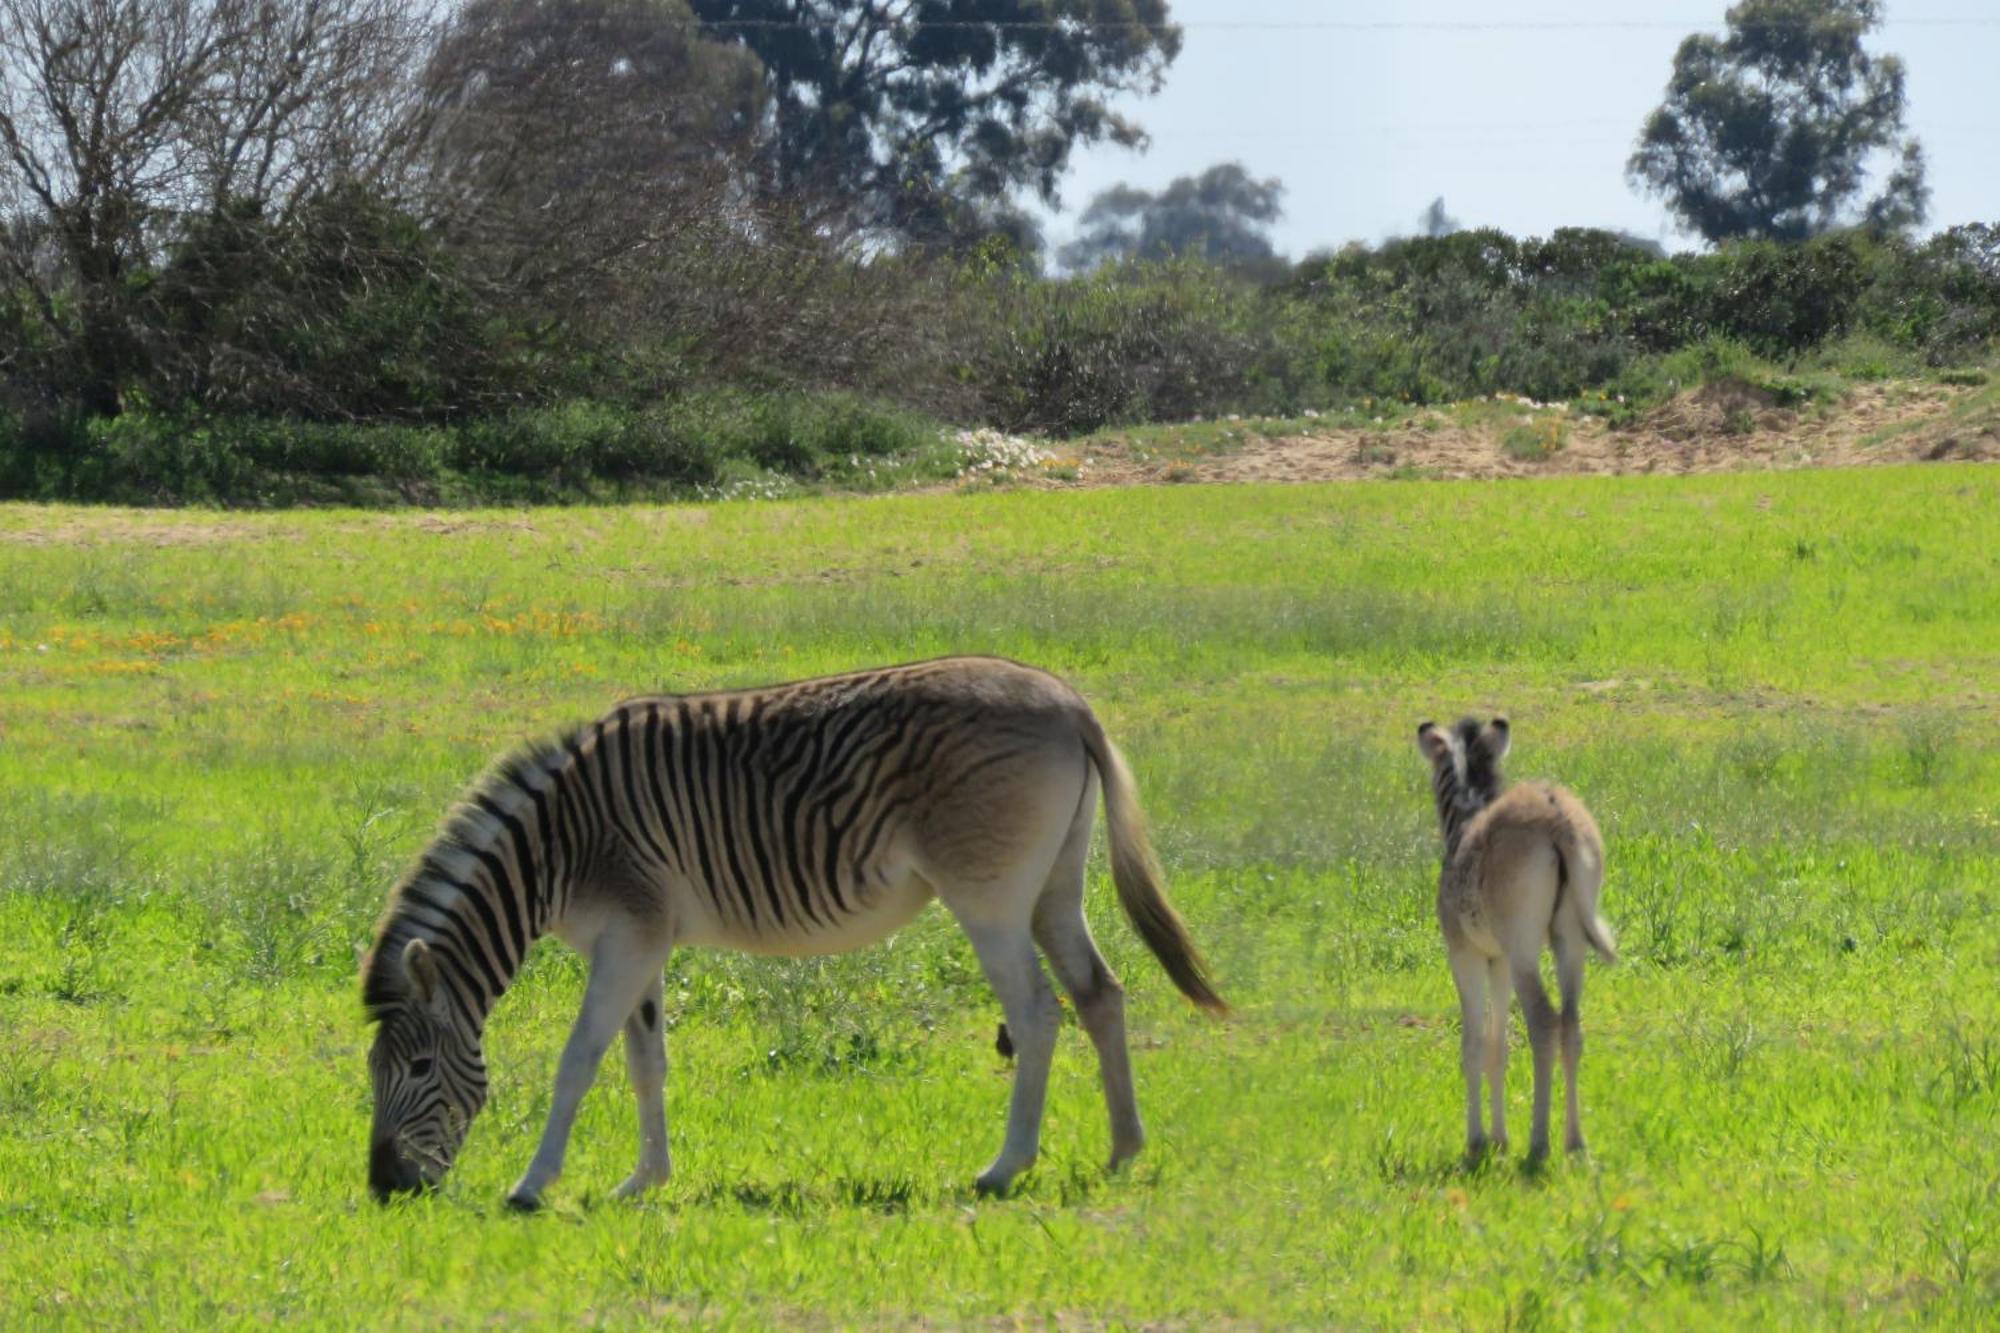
[364,655,1226,1206]
[1417,716,1509,861]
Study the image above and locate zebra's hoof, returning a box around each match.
[974,1163,1027,1197]
[994,1022,1014,1060]
[613,1170,669,1200]
[504,1190,542,1213]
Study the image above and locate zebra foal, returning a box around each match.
[364,655,1227,1209]
[1416,717,1615,1167]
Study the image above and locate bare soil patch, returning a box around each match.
[1063,380,1997,489]
[0,509,277,547]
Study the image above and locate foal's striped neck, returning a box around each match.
[1429,755,1479,861]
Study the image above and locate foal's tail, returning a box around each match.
[1077,712,1230,1014]
[1555,827,1617,964]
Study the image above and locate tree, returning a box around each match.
[1418,197,1459,238]
[686,0,1182,246]
[1058,162,1282,271]
[1628,0,1927,244]
[0,0,426,413]
[415,0,766,314]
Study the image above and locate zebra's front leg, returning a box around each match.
[613,969,671,1200]
[960,921,1060,1196]
[508,938,662,1211]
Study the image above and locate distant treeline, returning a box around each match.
[4,217,1997,504]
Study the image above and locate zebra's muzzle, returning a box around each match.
[369,1136,429,1203]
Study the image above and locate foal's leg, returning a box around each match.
[1484,956,1513,1153]
[509,932,663,1210]
[1511,953,1559,1167]
[1032,793,1144,1170]
[613,968,672,1199]
[1448,946,1490,1162]
[1552,924,1589,1156]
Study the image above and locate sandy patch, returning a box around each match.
[1066,381,1997,489]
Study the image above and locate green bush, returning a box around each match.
[0,391,950,506]
[970,260,1290,435]
[7,207,1999,479]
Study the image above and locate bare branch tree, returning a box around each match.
[0,0,429,412]
[411,0,764,324]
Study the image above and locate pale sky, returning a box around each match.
[1036,0,2000,256]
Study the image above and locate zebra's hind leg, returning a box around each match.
[1448,944,1490,1165]
[612,968,671,1200]
[1031,789,1144,1172]
[957,917,1061,1196]
[1551,921,1589,1157]
[508,932,664,1211]
[1484,955,1512,1155]
[1512,954,1560,1169]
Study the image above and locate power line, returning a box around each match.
[681,18,1992,31]
[440,14,2000,33]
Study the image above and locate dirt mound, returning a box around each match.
[1040,379,1994,490]
[1644,378,1795,444]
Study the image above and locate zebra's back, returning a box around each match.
[558,656,1096,955]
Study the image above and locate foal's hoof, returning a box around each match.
[995,1023,1014,1060]
[504,1190,543,1213]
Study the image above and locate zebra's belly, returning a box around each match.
[674,869,937,958]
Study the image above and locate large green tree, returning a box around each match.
[1628,0,1927,244]
[1059,162,1282,271]
[687,0,1181,245]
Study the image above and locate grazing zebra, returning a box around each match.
[364,655,1227,1209]
[1415,716,1615,1166]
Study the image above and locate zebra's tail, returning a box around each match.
[1556,829,1617,964]
[1078,712,1229,1015]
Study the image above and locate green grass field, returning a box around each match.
[1,467,1996,1327]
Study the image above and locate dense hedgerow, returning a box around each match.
[0,393,947,507]
[1,208,1996,503]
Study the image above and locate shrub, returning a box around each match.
[0,390,950,505]
[1501,416,1568,462]
[970,260,1288,435]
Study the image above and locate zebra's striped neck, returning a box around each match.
[365,734,597,1032]
[1429,754,1484,862]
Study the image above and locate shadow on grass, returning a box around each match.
[676,1175,923,1217]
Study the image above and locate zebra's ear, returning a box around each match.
[403,937,440,1006]
[1416,721,1452,764]
[1481,717,1511,761]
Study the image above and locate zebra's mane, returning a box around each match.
[361,727,583,1024]
[1431,716,1509,861]
[1455,717,1504,808]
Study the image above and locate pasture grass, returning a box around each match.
[0,466,1996,1326]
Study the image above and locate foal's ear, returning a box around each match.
[403,937,440,1006]
[1415,721,1452,764]
[1480,716,1511,760]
